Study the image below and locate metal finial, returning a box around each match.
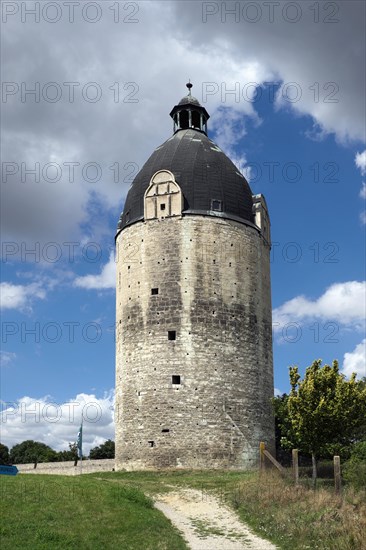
[186,80,193,96]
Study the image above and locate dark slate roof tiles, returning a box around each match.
[117,128,254,232]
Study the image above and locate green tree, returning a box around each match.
[56,448,75,461]
[9,440,58,465]
[279,360,366,483]
[89,439,115,459]
[272,393,294,464]
[343,441,366,490]
[0,443,10,465]
[68,442,79,466]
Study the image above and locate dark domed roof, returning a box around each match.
[178,95,201,106]
[117,128,254,233]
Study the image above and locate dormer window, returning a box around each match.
[144,170,183,220]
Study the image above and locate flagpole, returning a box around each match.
[80,421,83,476]
[77,421,83,476]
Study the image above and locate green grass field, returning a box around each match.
[0,473,188,550]
[1,470,365,549]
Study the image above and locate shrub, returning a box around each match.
[343,441,366,491]
[0,443,10,465]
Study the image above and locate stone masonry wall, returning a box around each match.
[15,459,115,475]
[115,214,275,470]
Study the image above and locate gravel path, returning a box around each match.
[154,488,277,550]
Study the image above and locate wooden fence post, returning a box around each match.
[292,449,299,486]
[260,442,265,473]
[334,455,341,495]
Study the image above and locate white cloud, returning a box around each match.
[273,281,366,330]
[0,282,46,311]
[0,391,115,454]
[274,388,283,397]
[174,0,365,144]
[74,252,116,290]
[360,183,366,199]
[355,153,366,223]
[1,10,273,248]
[0,351,16,367]
[342,339,366,379]
[2,1,365,249]
[355,150,366,175]
[210,107,253,175]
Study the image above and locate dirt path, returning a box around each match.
[154,488,277,550]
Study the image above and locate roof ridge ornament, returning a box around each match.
[186,80,193,96]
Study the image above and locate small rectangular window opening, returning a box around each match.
[172,375,181,385]
[151,288,159,295]
[211,199,223,212]
[148,440,154,447]
[160,203,166,211]
[125,211,130,222]
[162,429,170,433]
[168,330,176,340]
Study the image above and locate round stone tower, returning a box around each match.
[115,84,275,470]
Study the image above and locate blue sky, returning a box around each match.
[1,1,365,453]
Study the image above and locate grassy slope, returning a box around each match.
[1,470,365,549]
[95,470,366,550]
[0,474,187,550]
